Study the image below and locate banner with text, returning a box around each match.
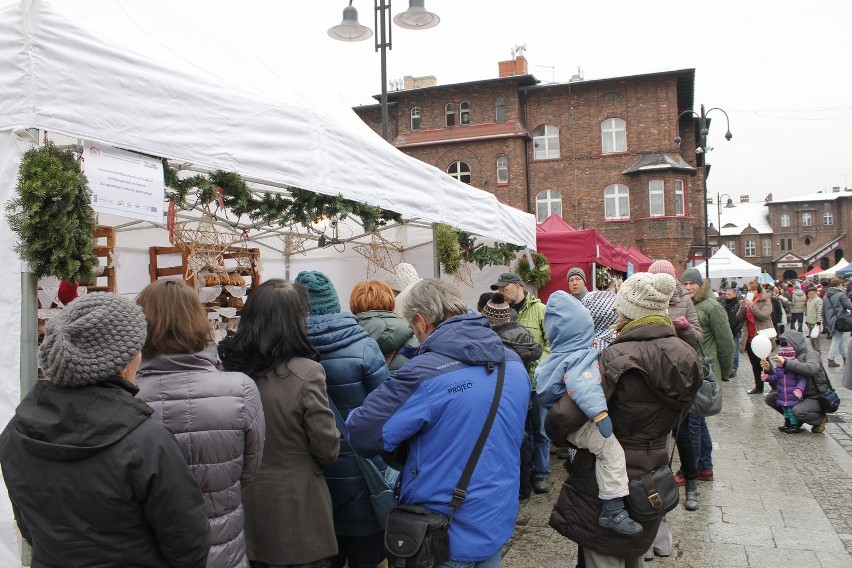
[84,142,164,223]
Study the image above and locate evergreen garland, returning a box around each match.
[165,163,404,233]
[6,144,98,282]
[516,252,552,288]
[435,223,461,274]
[435,224,525,274]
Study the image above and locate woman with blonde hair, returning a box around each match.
[350,279,418,371]
[135,279,265,568]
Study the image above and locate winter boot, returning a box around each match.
[684,479,699,511]
[778,418,791,432]
[599,498,643,535]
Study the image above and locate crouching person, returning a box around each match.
[0,293,210,568]
[347,279,530,567]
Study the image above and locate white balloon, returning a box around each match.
[751,335,772,359]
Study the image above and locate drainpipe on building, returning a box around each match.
[520,88,532,215]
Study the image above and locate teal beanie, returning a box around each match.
[295,271,341,315]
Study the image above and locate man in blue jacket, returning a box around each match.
[347,279,529,567]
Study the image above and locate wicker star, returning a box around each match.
[280,228,309,257]
[453,262,475,288]
[353,233,402,278]
[173,210,238,281]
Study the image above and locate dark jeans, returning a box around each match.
[329,532,384,568]
[675,415,698,480]
[746,340,764,392]
[520,402,533,497]
[731,329,741,374]
[791,313,804,332]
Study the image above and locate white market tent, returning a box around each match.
[812,258,850,280]
[692,245,761,283]
[0,1,536,562]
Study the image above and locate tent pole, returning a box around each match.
[19,263,36,565]
[432,223,440,279]
[591,262,597,291]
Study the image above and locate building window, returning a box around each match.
[496,156,508,185]
[460,101,470,125]
[780,238,793,251]
[805,237,811,246]
[447,161,470,184]
[674,180,685,216]
[495,96,506,123]
[649,180,664,217]
[745,239,756,257]
[824,211,834,225]
[801,212,813,226]
[601,118,627,153]
[536,190,562,222]
[762,239,772,256]
[410,107,421,131]
[533,124,560,159]
[604,184,630,220]
[445,103,455,127]
[727,240,736,253]
[780,213,790,227]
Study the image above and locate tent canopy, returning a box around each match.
[691,245,761,280]
[809,258,849,279]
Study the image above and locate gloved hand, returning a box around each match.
[672,315,689,329]
[761,373,769,382]
[595,415,613,438]
[793,388,803,399]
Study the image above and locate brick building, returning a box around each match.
[353,54,708,268]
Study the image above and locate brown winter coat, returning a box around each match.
[546,320,701,558]
[736,291,774,352]
[242,357,340,565]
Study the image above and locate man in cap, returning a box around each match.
[491,272,552,493]
[567,267,590,300]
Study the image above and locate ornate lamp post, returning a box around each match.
[675,104,733,280]
[715,192,736,247]
[328,0,440,141]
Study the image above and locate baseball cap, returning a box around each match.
[490,272,524,291]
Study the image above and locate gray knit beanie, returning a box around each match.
[566,267,586,283]
[680,267,704,286]
[39,293,147,387]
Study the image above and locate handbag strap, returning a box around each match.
[448,361,505,518]
[328,398,390,495]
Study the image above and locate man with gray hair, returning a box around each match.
[347,279,530,567]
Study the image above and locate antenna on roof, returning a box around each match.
[511,44,526,57]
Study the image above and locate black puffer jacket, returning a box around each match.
[0,377,210,568]
[493,321,543,372]
[545,320,701,558]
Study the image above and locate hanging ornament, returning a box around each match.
[453,262,475,288]
[172,206,238,281]
[353,232,402,278]
[280,226,309,257]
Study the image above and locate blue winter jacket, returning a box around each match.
[535,291,606,418]
[346,314,529,562]
[306,312,391,537]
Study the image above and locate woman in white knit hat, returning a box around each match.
[386,262,421,317]
[546,272,702,568]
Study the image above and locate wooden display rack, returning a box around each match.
[148,245,260,294]
[79,225,116,293]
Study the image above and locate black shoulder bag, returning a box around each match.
[625,411,682,522]
[384,361,505,568]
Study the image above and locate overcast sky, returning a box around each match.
[15,0,852,202]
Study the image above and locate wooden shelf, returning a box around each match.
[78,225,116,293]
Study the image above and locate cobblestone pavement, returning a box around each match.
[504,334,852,568]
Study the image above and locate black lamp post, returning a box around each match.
[675,104,733,280]
[328,0,440,141]
[715,192,736,247]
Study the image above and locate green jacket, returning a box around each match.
[693,284,734,380]
[514,292,551,388]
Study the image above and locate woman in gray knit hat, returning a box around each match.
[0,292,210,568]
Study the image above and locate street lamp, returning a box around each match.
[715,193,736,247]
[674,104,733,280]
[328,1,440,141]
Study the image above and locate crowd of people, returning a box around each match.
[0,260,845,568]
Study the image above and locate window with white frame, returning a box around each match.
[745,239,756,257]
[727,240,736,253]
[601,118,627,153]
[780,238,792,251]
[447,161,470,184]
[762,239,772,256]
[533,124,560,159]
[649,180,665,217]
[495,97,506,123]
[536,190,562,222]
[496,157,508,185]
[780,213,790,227]
[802,212,813,226]
[460,101,470,125]
[410,107,421,131]
[824,211,834,225]
[445,103,455,127]
[604,184,630,220]
[674,180,685,216]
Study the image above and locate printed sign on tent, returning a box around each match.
[83,142,164,223]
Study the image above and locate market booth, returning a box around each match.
[691,245,761,289]
[0,1,537,562]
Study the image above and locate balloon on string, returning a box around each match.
[751,335,772,359]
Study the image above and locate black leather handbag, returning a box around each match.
[625,464,680,521]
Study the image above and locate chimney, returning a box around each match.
[739,195,750,203]
[498,55,528,77]
[765,193,773,202]
[832,186,841,193]
[402,75,437,90]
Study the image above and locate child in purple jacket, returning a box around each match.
[762,343,808,433]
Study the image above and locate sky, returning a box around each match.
[12,0,852,202]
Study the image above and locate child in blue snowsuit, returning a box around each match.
[763,343,808,433]
[536,290,641,536]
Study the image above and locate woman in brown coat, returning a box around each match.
[737,281,775,394]
[546,272,701,567]
[219,279,340,568]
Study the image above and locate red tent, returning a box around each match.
[800,265,823,278]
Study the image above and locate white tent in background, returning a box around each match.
[0,1,537,563]
[692,245,762,282]
[812,258,849,279]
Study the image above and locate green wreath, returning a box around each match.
[435,223,461,274]
[6,143,98,281]
[516,253,551,288]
